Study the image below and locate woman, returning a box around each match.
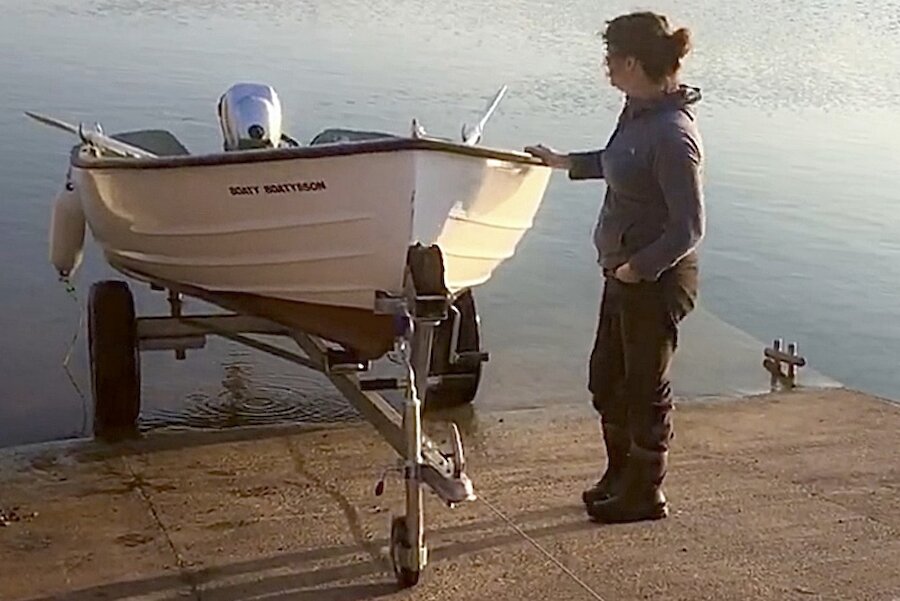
[525,11,704,523]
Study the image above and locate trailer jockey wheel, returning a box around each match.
[390,516,421,588]
[426,288,484,409]
[88,280,141,440]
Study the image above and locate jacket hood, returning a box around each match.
[624,84,701,120]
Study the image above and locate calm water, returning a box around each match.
[1,0,898,448]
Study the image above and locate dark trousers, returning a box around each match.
[588,255,699,453]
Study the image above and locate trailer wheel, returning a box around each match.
[88,280,141,439]
[426,289,483,409]
[390,516,421,588]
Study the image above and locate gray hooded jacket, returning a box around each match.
[568,85,705,281]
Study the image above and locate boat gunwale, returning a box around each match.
[71,135,549,171]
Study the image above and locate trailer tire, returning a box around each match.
[390,516,421,588]
[426,289,483,409]
[88,280,141,440]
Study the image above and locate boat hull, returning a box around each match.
[71,138,552,310]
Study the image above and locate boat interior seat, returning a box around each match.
[111,129,191,156]
[309,128,398,145]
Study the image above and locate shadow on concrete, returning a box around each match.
[22,504,588,601]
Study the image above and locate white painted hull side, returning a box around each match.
[412,151,551,290]
[73,148,551,310]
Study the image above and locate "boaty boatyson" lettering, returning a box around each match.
[228,181,327,196]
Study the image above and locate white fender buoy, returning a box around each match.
[49,181,86,277]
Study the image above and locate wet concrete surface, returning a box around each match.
[0,388,898,601]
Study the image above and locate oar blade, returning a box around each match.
[461,84,509,146]
[24,111,79,135]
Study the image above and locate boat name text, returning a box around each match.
[229,181,328,196]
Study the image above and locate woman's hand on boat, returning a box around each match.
[524,144,572,169]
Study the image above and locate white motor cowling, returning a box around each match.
[217,83,284,151]
[49,180,86,278]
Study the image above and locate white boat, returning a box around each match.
[44,86,551,313]
[39,83,551,362]
[33,86,552,579]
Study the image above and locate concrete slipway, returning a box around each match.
[1,388,898,601]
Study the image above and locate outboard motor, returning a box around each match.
[217,83,285,151]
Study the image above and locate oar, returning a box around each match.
[461,84,508,146]
[24,111,158,159]
[24,111,80,135]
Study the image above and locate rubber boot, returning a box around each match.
[586,444,668,523]
[581,422,630,506]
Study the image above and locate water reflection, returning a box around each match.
[1,0,898,448]
[142,357,361,431]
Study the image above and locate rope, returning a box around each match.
[478,494,608,601]
[60,276,90,434]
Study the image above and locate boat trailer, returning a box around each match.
[83,246,481,587]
